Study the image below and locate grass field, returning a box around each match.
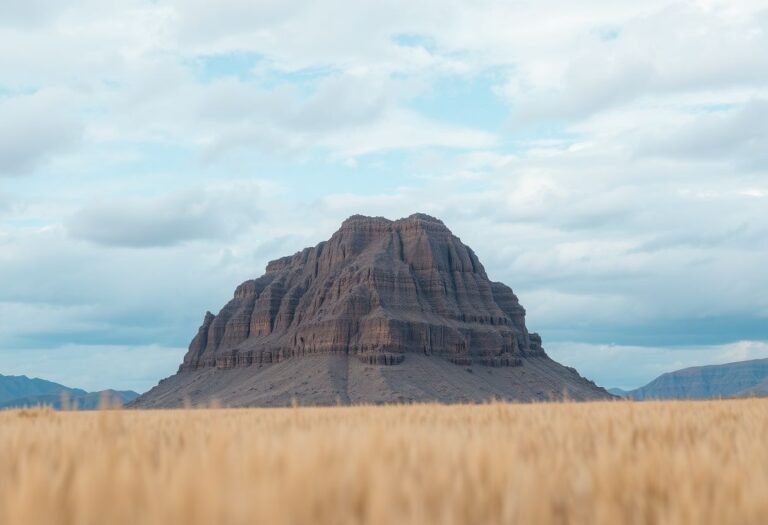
[1,400,767,524]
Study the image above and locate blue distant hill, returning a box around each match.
[610,358,768,400]
[0,373,138,409]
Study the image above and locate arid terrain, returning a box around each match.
[2,400,767,525]
[135,354,608,407]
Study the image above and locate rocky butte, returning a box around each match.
[134,214,610,407]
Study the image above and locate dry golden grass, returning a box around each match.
[1,400,767,525]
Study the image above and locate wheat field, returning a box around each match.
[1,400,767,525]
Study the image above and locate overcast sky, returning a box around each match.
[1,0,767,392]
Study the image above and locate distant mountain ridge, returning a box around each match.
[739,376,768,396]
[0,373,139,409]
[612,358,768,400]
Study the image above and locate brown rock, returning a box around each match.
[135,214,612,407]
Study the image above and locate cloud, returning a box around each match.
[630,224,767,254]
[547,340,768,390]
[66,183,263,247]
[0,0,70,28]
[506,60,658,124]
[0,344,184,392]
[309,137,768,340]
[4,0,765,162]
[0,90,83,175]
[638,99,768,167]
[0,223,276,353]
[320,109,498,157]
[170,0,454,73]
[0,0,767,391]
[120,71,492,160]
[496,2,768,126]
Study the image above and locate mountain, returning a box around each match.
[0,373,87,403]
[607,387,629,397]
[134,214,611,407]
[0,374,139,409]
[734,376,768,397]
[614,358,768,400]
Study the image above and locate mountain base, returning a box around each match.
[132,354,611,408]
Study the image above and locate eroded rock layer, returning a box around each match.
[181,214,541,371]
[135,213,611,406]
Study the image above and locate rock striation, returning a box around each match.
[134,214,610,407]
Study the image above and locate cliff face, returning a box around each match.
[181,214,542,371]
[135,214,610,407]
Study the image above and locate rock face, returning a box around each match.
[616,358,768,400]
[134,214,610,407]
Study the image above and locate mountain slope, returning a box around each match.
[135,213,611,407]
[737,376,768,397]
[607,387,629,397]
[0,374,87,404]
[618,358,768,400]
[0,374,139,409]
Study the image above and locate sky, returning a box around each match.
[1,0,768,392]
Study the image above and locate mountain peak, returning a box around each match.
[134,213,610,407]
[401,212,444,224]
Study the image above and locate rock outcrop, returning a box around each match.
[134,214,610,407]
